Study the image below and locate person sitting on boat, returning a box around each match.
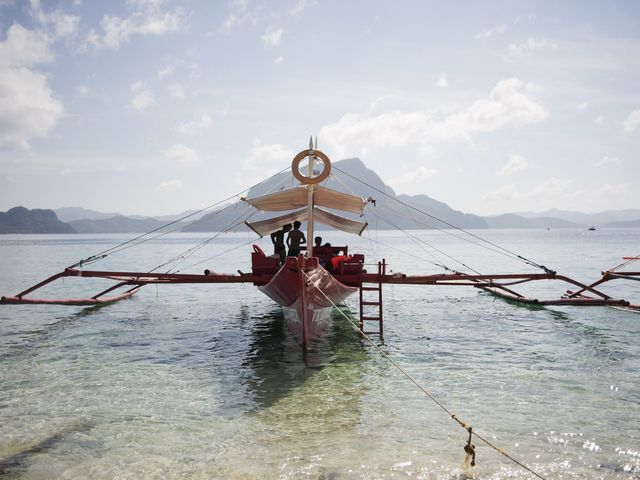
[271,224,291,264]
[312,237,335,269]
[287,221,306,257]
[314,236,332,248]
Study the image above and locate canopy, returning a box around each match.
[246,207,368,237]
[244,186,367,215]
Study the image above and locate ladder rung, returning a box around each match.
[361,286,380,291]
[361,301,380,306]
[363,331,382,334]
[361,316,381,321]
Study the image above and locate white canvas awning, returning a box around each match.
[245,207,368,237]
[243,188,307,212]
[244,186,367,215]
[315,187,367,214]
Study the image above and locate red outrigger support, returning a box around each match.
[0,268,262,306]
[1,259,639,312]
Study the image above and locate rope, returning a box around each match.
[301,268,547,480]
[608,253,640,273]
[67,195,237,268]
[150,210,257,274]
[174,237,256,273]
[366,209,482,275]
[333,165,556,275]
[369,205,524,271]
[68,165,292,269]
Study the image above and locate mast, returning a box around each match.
[306,136,315,257]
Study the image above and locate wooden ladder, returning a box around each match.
[359,259,385,337]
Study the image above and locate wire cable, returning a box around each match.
[333,165,556,275]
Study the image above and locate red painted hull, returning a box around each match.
[258,256,357,347]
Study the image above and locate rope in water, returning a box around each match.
[301,269,547,480]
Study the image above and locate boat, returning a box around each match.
[2,140,639,348]
[242,143,369,345]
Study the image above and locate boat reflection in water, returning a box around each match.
[241,305,369,412]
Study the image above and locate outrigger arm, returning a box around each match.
[0,268,263,306]
[1,266,638,309]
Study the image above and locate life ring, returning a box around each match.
[291,149,331,185]
[252,244,265,256]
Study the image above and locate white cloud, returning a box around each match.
[388,167,438,190]
[593,183,629,197]
[594,116,605,125]
[261,28,283,48]
[168,82,185,98]
[165,144,200,164]
[236,141,294,186]
[320,78,547,158]
[157,64,174,79]
[594,156,619,168]
[485,177,577,203]
[475,24,506,39]
[176,114,212,136]
[219,0,258,35]
[83,1,185,50]
[158,179,183,191]
[497,154,529,176]
[131,90,156,111]
[577,102,589,111]
[435,74,448,88]
[0,24,63,148]
[246,142,293,167]
[0,23,53,67]
[29,0,80,38]
[130,82,155,110]
[274,56,284,64]
[291,0,317,16]
[431,77,548,134]
[623,109,640,132]
[484,184,519,202]
[75,85,90,97]
[504,37,557,60]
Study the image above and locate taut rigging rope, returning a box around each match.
[333,165,556,275]
[68,166,292,269]
[366,208,482,275]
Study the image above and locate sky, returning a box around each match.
[0,0,639,217]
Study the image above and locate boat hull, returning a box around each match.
[258,256,357,347]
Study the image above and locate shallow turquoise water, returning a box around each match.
[0,229,638,479]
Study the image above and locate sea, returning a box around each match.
[0,228,638,479]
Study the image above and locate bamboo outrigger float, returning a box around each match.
[1,141,639,348]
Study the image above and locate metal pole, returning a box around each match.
[306,136,315,257]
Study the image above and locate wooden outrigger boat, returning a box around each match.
[1,141,639,349]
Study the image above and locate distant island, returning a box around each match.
[0,206,75,234]
[2,158,639,234]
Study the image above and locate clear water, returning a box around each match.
[0,229,639,479]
